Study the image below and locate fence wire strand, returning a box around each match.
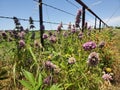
[0,16,69,26]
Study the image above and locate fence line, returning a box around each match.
[0,16,69,25]
[75,0,108,32]
[66,0,79,9]
[0,0,109,46]
[34,0,76,17]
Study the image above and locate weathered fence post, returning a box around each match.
[99,20,101,31]
[94,17,97,29]
[39,0,44,46]
[82,6,85,32]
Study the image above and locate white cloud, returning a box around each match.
[104,16,120,26]
[86,16,120,27]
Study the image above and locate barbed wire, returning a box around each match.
[66,0,79,9]
[0,16,39,22]
[33,0,76,17]
[0,16,70,25]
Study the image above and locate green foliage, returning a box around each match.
[19,69,42,90]
[0,28,118,90]
[49,84,63,90]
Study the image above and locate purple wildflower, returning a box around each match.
[2,32,7,39]
[42,33,48,39]
[87,52,99,66]
[75,9,82,28]
[19,40,25,48]
[83,41,96,51]
[102,73,113,81]
[71,25,76,33]
[78,32,83,40]
[45,61,57,69]
[20,26,24,31]
[57,26,61,31]
[18,31,25,39]
[57,22,63,32]
[30,24,35,29]
[44,76,51,84]
[49,35,57,43]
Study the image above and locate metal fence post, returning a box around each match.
[94,17,97,29]
[99,20,101,31]
[82,6,85,32]
[39,0,44,46]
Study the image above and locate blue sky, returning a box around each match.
[0,0,120,30]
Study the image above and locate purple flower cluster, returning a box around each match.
[78,32,83,40]
[42,33,48,39]
[83,41,96,51]
[71,25,76,33]
[1,32,7,39]
[45,61,57,69]
[102,73,113,81]
[87,52,99,66]
[57,22,63,32]
[44,76,51,84]
[13,17,21,30]
[18,31,25,39]
[19,39,25,48]
[49,35,57,43]
[75,9,82,28]
[29,17,35,29]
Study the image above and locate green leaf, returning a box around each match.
[50,84,62,90]
[22,69,35,87]
[38,73,42,86]
[29,47,37,63]
[35,73,42,90]
[19,80,33,90]
[64,83,74,90]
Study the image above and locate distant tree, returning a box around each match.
[115,26,120,29]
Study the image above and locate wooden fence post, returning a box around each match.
[82,6,85,32]
[39,0,44,46]
[94,17,97,29]
[99,20,101,31]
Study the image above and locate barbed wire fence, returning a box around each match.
[0,0,108,46]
